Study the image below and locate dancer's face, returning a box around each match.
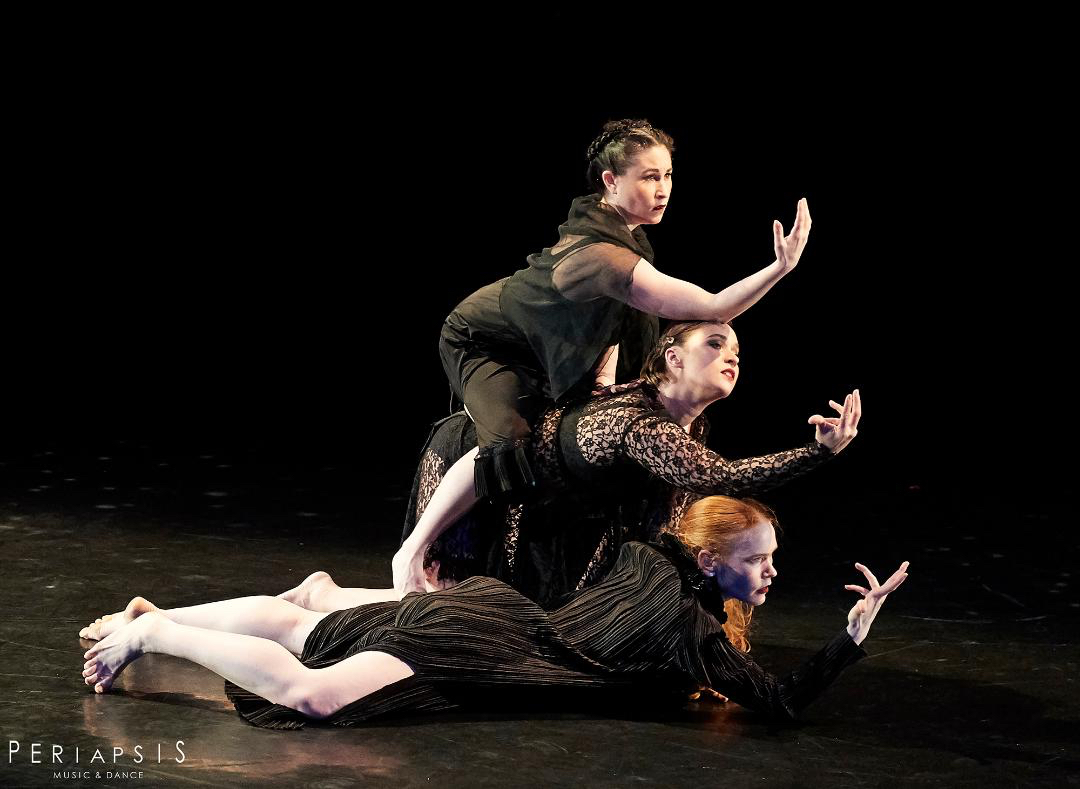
[712,520,778,607]
[669,323,740,399]
[603,145,672,228]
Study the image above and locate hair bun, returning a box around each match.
[586,119,656,161]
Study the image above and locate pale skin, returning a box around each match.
[80,594,413,720]
[78,526,906,721]
[695,520,909,646]
[394,142,813,594]
[392,321,860,596]
[80,326,861,625]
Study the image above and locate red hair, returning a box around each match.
[669,496,779,652]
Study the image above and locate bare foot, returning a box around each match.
[277,571,337,609]
[82,610,162,693]
[688,685,729,703]
[79,596,160,641]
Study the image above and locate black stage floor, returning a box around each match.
[1,440,1077,788]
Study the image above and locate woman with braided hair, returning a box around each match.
[394,119,814,593]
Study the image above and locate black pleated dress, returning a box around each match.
[225,539,864,729]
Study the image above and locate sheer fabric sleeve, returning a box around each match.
[551,243,644,302]
[621,414,833,495]
[705,629,866,721]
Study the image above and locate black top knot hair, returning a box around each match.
[585,119,657,161]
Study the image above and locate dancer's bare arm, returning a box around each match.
[628,198,811,321]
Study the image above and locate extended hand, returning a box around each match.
[773,197,812,271]
[845,561,910,645]
[808,389,861,454]
[392,542,429,595]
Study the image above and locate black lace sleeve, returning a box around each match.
[704,628,866,721]
[621,415,833,495]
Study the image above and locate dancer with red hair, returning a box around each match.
[80,495,907,728]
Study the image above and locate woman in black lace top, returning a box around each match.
[404,118,814,593]
[79,496,907,729]
[369,320,860,607]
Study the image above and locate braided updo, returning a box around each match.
[585,118,675,196]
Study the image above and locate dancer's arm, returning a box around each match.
[629,198,811,321]
[706,561,908,721]
[554,199,811,322]
[615,391,861,496]
[393,447,480,594]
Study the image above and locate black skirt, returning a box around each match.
[224,576,621,729]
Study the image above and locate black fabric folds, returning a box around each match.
[500,194,659,403]
[226,543,866,729]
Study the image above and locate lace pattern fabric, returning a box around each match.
[570,383,829,495]
[533,403,569,486]
[406,381,832,601]
[414,448,444,524]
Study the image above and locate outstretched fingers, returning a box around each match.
[879,562,910,594]
[828,392,861,432]
[791,198,808,236]
[854,562,880,589]
[849,561,909,603]
[791,197,812,241]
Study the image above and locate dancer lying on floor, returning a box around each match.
[79,495,907,729]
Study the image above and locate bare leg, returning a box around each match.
[83,595,328,654]
[277,571,404,612]
[82,612,413,718]
[157,595,330,654]
[84,575,407,642]
[394,447,480,592]
[278,569,458,613]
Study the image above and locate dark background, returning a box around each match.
[1,16,1076,787]
[3,11,1069,518]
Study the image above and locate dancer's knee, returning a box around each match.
[282,675,342,720]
